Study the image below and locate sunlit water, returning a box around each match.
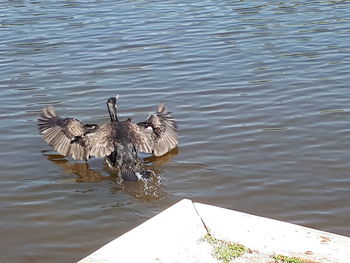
[1,1,350,262]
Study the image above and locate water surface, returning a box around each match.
[1,1,350,262]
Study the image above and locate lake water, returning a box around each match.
[1,0,350,262]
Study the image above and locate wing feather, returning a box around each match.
[39,106,119,160]
[128,104,178,156]
[84,123,116,158]
[38,106,91,160]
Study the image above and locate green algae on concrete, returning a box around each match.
[201,233,247,263]
[273,254,316,263]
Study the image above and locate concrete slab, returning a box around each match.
[78,199,215,263]
[194,202,350,263]
[78,199,350,263]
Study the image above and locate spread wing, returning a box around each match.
[84,124,116,158]
[38,106,115,160]
[128,103,178,156]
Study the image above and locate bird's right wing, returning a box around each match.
[127,103,178,156]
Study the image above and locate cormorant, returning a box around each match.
[38,96,178,181]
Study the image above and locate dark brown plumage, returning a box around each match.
[38,97,178,181]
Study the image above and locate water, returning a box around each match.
[1,0,350,262]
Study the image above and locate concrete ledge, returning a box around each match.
[194,202,350,263]
[78,199,350,263]
[78,199,216,263]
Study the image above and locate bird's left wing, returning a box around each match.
[39,106,117,161]
[38,106,95,160]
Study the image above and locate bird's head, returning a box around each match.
[107,95,119,107]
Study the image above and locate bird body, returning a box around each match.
[38,97,178,181]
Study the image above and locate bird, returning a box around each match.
[38,96,178,181]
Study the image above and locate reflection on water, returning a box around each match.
[144,147,179,166]
[44,148,178,200]
[46,154,110,183]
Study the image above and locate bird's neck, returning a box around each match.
[107,103,118,122]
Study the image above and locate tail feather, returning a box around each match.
[120,167,154,182]
[120,167,138,182]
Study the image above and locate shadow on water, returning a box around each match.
[42,147,179,200]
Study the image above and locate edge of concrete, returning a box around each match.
[78,199,215,263]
